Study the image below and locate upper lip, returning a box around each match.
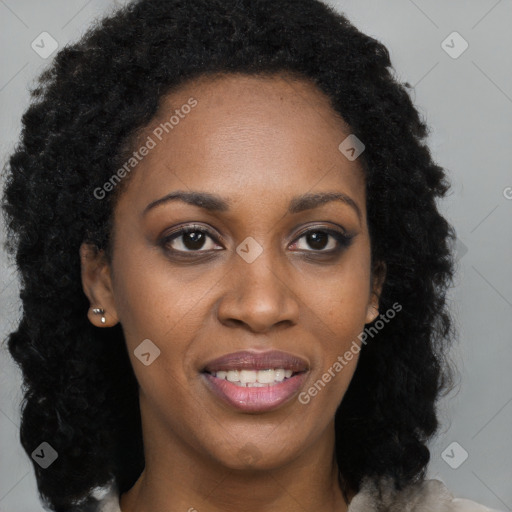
[202,350,309,373]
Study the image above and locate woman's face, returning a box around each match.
[82,73,385,472]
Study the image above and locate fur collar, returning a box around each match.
[348,476,499,511]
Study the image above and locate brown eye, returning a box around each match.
[161,225,222,253]
[290,228,354,253]
[160,224,354,259]
[302,231,331,251]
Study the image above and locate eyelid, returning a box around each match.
[162,223,224,247]
[160,222,353,255]
[292,223,348,239]
[289,225,354,253]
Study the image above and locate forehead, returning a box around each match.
[116,72,366,214]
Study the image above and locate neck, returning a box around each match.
[120,400,351,512]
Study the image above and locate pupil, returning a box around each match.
[181,231,329,251]
[308,232,327,250]
[185,231,205,250]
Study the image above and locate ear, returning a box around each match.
[79,242,119,327]
[365,260,387,324]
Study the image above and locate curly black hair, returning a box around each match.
[1,0,457,510]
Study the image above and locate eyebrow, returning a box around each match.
[142,190,362,221]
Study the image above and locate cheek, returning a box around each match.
[308,249,372,330]
[301,248,371,390]
[110,247,215,386]
[111,244,197,341]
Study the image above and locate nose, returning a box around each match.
[216,247,300,334]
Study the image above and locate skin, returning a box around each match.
[80,72,386,512]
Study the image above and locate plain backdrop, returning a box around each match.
[0,1,511,510]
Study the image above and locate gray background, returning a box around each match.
[0,0,511,510]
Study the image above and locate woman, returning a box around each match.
[1,0,501,510]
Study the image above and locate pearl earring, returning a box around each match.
[92,307,106,324]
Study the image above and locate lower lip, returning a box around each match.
[202,372,308,413]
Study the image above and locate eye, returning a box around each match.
[161,224,222,253]
[289,227,353,253]
[160,224,354,257]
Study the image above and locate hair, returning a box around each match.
[1,0,457,510]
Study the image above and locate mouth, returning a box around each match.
[201,350,309,413]
[204,368,305,387]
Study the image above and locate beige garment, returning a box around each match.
[347,476,502,511]
[93,476,503,512]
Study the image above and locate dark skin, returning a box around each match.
[80,73,386,512]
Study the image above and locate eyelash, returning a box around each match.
[160,224,354,258]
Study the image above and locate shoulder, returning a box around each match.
[348,476,502,512]
[91,477,502,512]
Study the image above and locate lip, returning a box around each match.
[201,350,309,413]
[202,371,309,413]
[202,350,309,373]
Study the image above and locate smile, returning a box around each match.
[207,368,295,386]
[202,371,308,412]
[201,349,309,413]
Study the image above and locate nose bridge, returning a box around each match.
[236,238,284,292]
[216,236,299,331]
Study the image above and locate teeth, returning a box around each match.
[240,370,257,384]
[210,368,297,386]
[274,369,285,381]
[226,370,239,382]
[257,369,275,384]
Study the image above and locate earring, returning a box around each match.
[92,307,106,324]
